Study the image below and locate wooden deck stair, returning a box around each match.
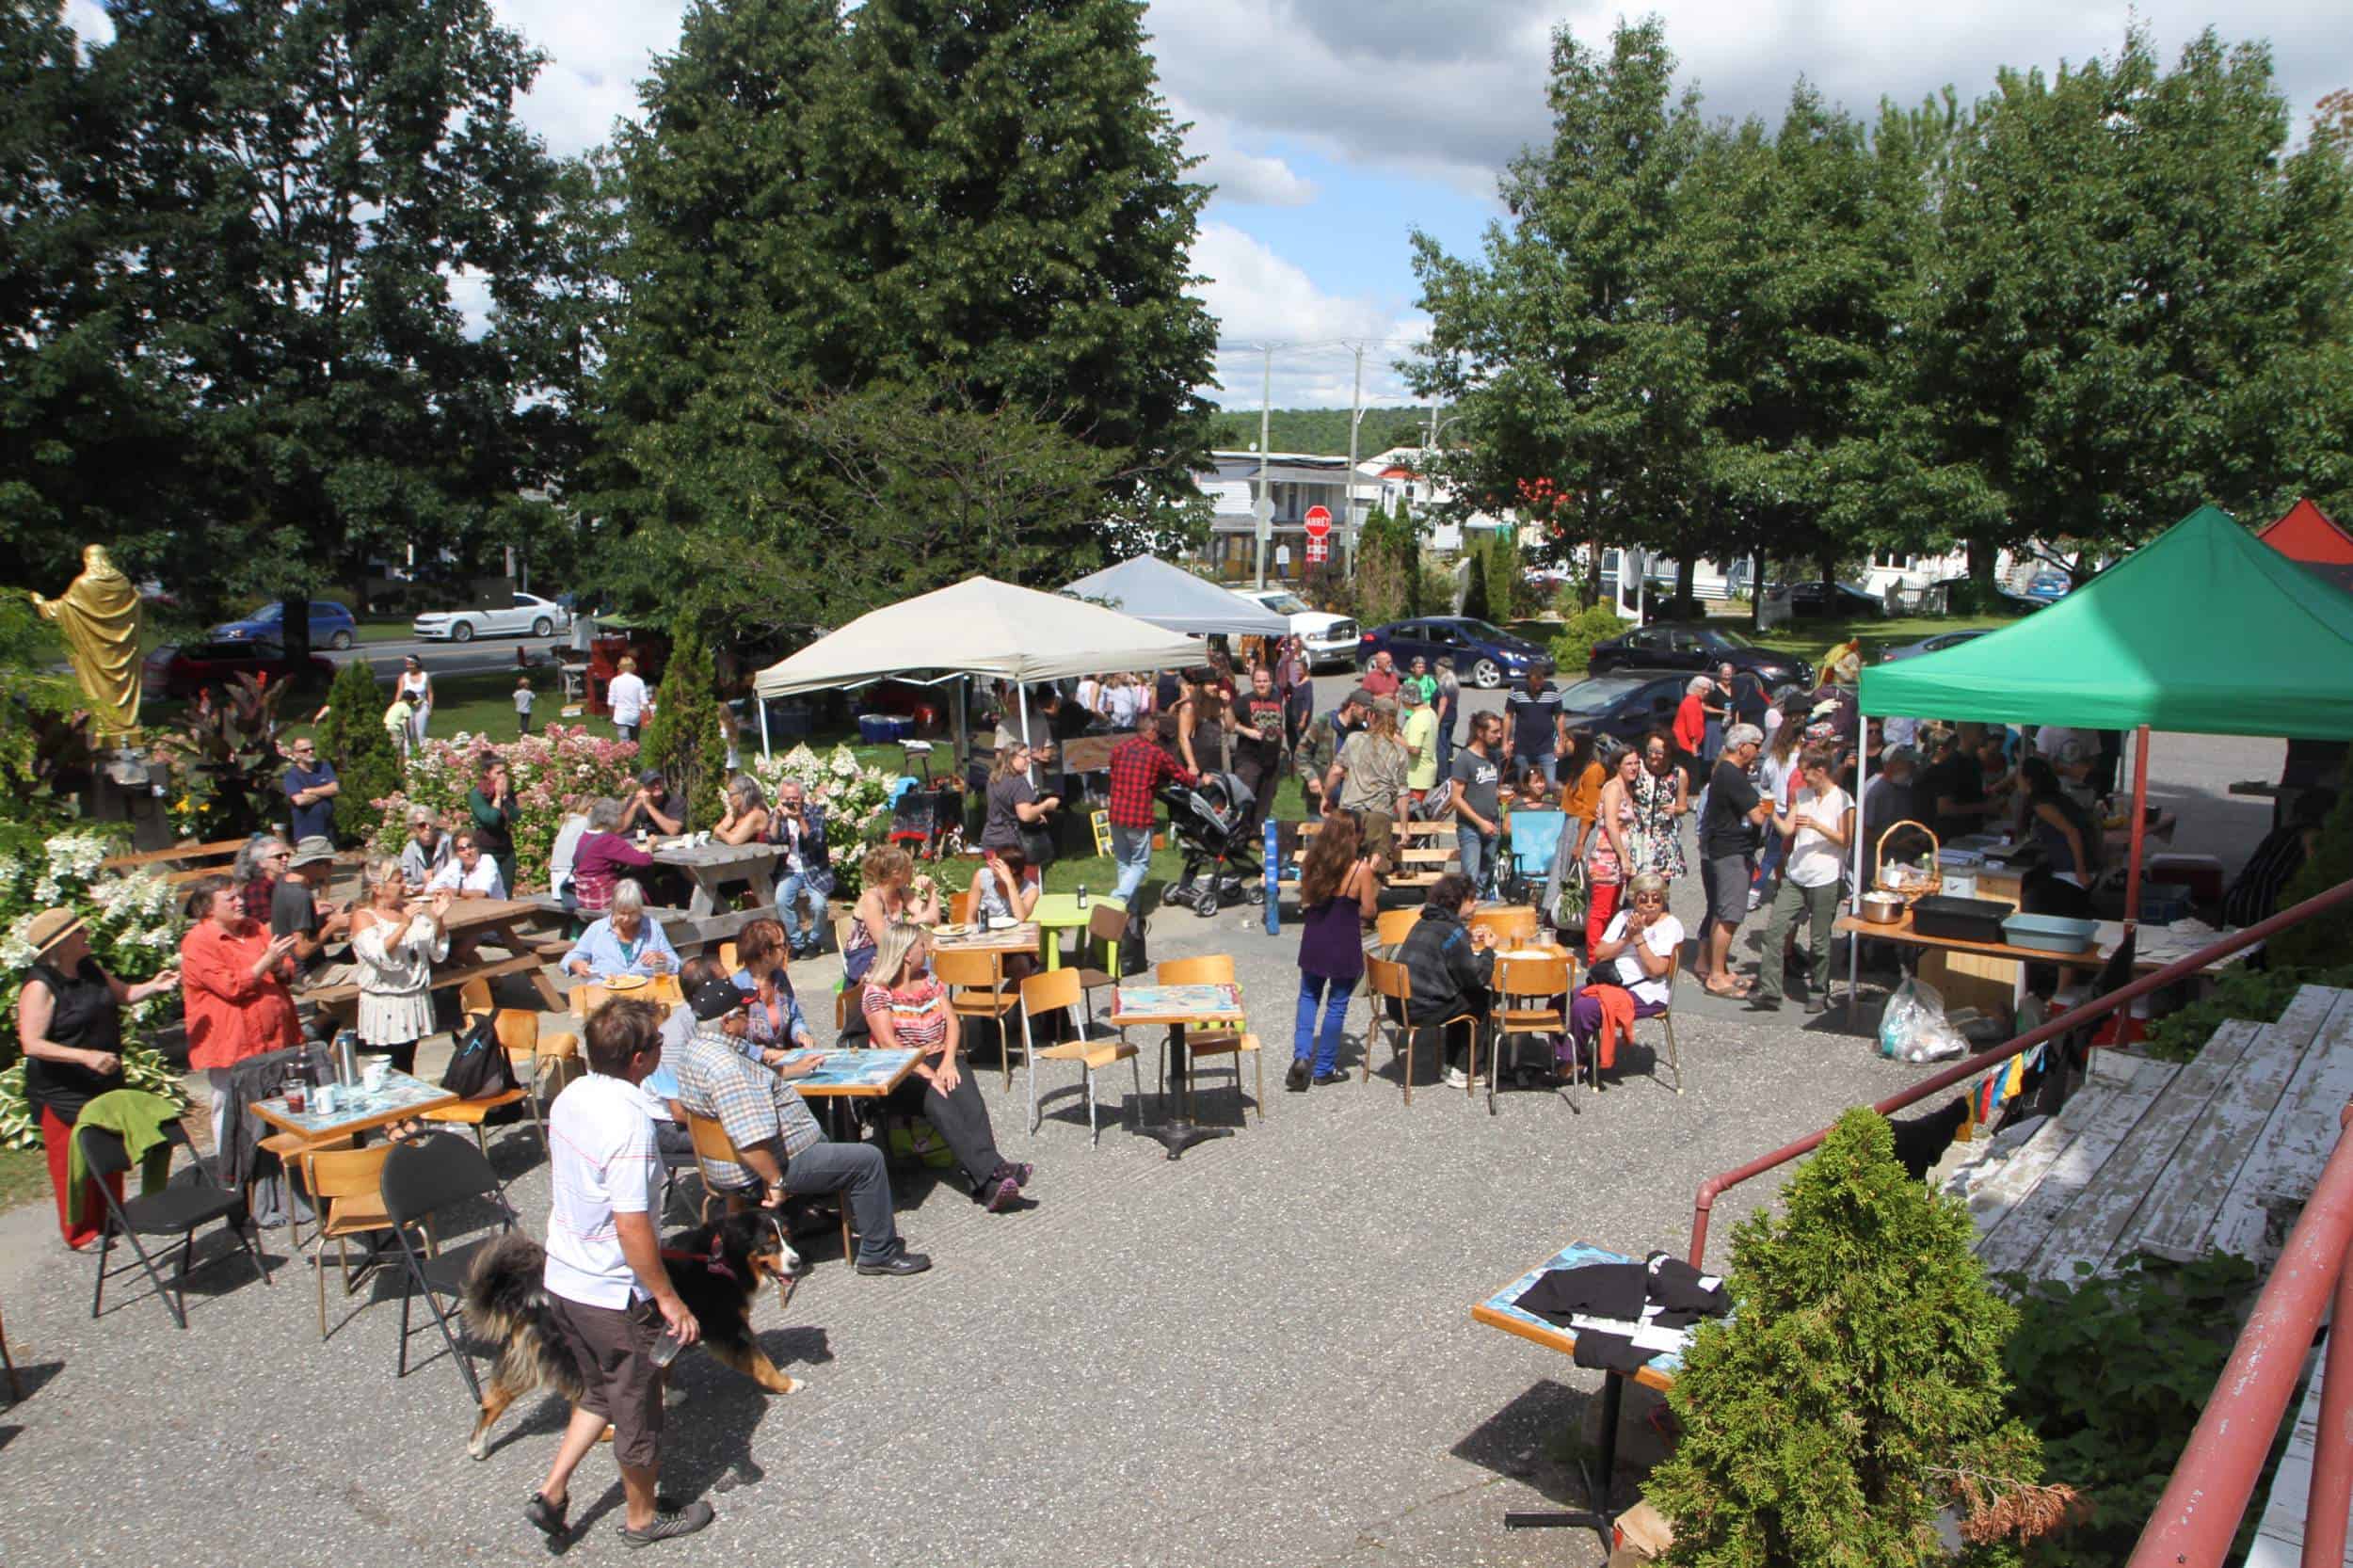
[1947,985,2353,1280]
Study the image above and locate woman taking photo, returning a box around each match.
[859,921,1032,1212]
[16,908,179,1249]
[468,759,520,897]
[983,741,1060,871]
[841,845,941,987]
[1287,815,1379,1092]
[180,876,302,1145]
[713,773,772,846]
[1584,744,1644,951]
[1629,730,1689,883]
[346,859,453,1074]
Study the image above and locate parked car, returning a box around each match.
[1229,587,1358,671]
[1555,670,1694,750]
[1355,616,1554,689]
[2025,570,2073,601]
[1928,576,2049,614]
[210,599,360,650]
[1879,629,1992,663]
[1763,581,1887,618]
[410,591,572,643]
[1584,622,1811,690]
[143,640,335,700]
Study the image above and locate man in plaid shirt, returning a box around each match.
[665,980,929,1276]
[1105,711,1196,904]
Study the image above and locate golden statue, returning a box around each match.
[32,544,143,740]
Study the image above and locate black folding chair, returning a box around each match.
[79,1122,272,1330]
[380,1131,519,1403]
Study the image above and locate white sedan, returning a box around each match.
[410,591,571,643]
[1229,587,1358,670]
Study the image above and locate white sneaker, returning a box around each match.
[1747,888,1764,912]
[1444,1067,1469,1089]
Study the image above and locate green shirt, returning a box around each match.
[1401,705,1440,791]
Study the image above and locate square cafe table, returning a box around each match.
[930,920,1041,962]
[1473,1239,1691,1545]
[1110,980,1245,1160]
[768,1048,920,1098]
[1029,893,1126,973]
[248,1069,460,1149]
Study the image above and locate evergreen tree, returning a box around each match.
[638,630,733,831]
[1647,1109,2045,1566]
[316,658,401,845]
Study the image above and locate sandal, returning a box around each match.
[1702,978,1753,999]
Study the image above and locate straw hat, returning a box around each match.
[26,907,88,959]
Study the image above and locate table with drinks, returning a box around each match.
[248,1034,458,1148]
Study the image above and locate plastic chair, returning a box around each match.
[936,947,1021,1090]
[1360,956,1481,1107]
[1021,968,1140,1146]
[1488,952,1572,1117]
[1070,904,1130,1015]
[1498,811,1565,904]
[682,1110,852,1263]
[80,1120,272,1330]
[298,1142,397,1340]
[1155,955,1261,1124]
[380,1131,519,1404]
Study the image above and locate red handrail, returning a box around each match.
[2127,1102,2353,1568]
[1686,876,2353,1269]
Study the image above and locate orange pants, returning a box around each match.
[41,1104,122,1249]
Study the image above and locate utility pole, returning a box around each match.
[1255,344,1273,589]
[1345,343,1365,572]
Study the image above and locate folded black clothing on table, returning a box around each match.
[1647,1307,1704,1331]
[1519,1262,1648,1326]
[1571,1331,1652,1375]
[1645,1252,1730,1318]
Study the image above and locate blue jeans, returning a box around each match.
[777,872,824,949]
[1457,827,1498,898]
[1295,971,1353,1077]
[1111,824,1155,904]
[1519,750,1557,789]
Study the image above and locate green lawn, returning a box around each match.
[356,618,415,645]
[1745,612,2023,666]
[0,1145,48,1215]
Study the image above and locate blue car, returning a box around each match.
[1355,616,1555,690]
[211,599,360,650]
[2025,571,2073,601]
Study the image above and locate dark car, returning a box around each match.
[1356,616,1554,689]
[1584,621,1810,690]
[1554,670,1695,750]
[1878,629,1991,663]
[1766,581,1886,618]
[143,639,335,700]
[210,599,360,650]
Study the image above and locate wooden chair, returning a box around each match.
[936,947,1021,1090]
[567,982,611,1019]
[1360,955,1481,1107]
[1070,903,1130,1015]
[1374,907,1422,952]
[456,976,494,1021]
[718,939,741,975]
[1573,958,1683,1101]
[950,888,979,927]
[297,1143,397,1340]
[1469,905,1541,947]
[1154,955,1262,1124]
[422,1005,541,1157]
[681,1110,852,1264]
[1020,968,1140,1146]
[1488,952,1572,1117]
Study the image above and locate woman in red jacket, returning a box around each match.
[179,875,302,1145]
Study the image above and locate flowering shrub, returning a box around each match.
[752,744,899,901]
[0,826,190,1149]
[369,724,642,893]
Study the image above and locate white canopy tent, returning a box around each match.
[1061,554,1291,639]
[749,575,1206,760]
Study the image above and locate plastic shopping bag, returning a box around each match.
[1880,976,1969,1064]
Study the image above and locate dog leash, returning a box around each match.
[659,1235,737,1281]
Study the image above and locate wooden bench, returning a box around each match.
[301,952,559,1020]
[104,838,247,873]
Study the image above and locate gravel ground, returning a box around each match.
[0,709,2272,1567]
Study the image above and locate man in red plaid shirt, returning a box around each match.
[1106,712,1196,904]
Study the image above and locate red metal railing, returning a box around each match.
[1685,876,2353,1270]
[2128,1101,2353,1568]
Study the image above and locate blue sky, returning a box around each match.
[64,0,2353,410]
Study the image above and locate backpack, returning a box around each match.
[441,1014,524,1104]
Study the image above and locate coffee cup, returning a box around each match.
[361,1057,389,1093]
[313,1082,338,1115]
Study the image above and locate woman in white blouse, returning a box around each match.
[347,857,452,1074]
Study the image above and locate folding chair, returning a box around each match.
[1021,968,1140,1146]
[1155,956,1262,1124]
[297,1142,397,1340]
[936,947,1021,1090]
[1360,956,1481,1108]
[80,1121,273,1330]
[380,1132,520,1403]
[682,1111,853,1264]
[1488,952,1572,1116]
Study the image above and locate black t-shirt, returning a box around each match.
[984,774,1037,851]
[1922,752,1986,842]
[1727,673,1769,727]
[1237,694,1286,766]
[1702,759,1763,858]
[20,958,125,1122]
[270,876,322,942]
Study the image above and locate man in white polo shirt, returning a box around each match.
[527,996,712,1548]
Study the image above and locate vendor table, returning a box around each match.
[1111,980,1245,1160]
[1030,893,1125,972]
[1835,909,2253,1024]
[648,839,781,917]
[1473,1239,1687,1544]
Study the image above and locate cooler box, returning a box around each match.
[856,712,914,744]
[2137,885,2195,924]
[1911,895,2010,944]
[2145,853,2224,904]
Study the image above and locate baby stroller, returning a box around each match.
[1158,773,1265,918]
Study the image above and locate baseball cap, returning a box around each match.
[690,978,747,1022]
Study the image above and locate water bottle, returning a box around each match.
[1076,884,1089,909]
[333,1029,361,1089]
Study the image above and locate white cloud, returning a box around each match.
[1189,222,1428,407]
[1171,98,1317,207]
[492,0,687,155]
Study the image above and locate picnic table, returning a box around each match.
[1111,979,1245,1160]
[1473,1239,1690,1543]
[1031,893,1124,972]
[305,897,564,1018]
[648,838,782,918]
[102,837,246,873]
[1834,907,2253,1022]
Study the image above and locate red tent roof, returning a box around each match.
[2260,498,2353,594]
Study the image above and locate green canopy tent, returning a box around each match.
[1849,506,2353,1002]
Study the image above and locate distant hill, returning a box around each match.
[1205,407,1439,458]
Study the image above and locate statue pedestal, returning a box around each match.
[83,749,174,852]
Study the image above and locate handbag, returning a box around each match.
[1017,820,1057,869]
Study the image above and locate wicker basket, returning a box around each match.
[1874,819,1943,904]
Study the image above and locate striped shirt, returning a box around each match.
[862,977,952,1053]
[670,1023,823,1191]
[543,1073,660,1309]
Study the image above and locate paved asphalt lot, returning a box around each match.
[0,704,2279,1567]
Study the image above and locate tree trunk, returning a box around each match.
[1751,552,1766,632]
[1674,555,1696,609]
[1585,537,1604,610]
[1967,536,1998,590]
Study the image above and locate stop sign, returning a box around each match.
[1303,505,1333,540]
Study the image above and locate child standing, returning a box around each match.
[382,694,414,761]
[514,674,536,736]
[1287,815,1380,1092]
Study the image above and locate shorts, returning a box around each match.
[1702,853,1753,928]
[1355,808,1397,870]
[547,1293,666,1469]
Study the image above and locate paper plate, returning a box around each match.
[603,974,648,991]
[1501,949,1557,962]
[988,916,1020,931]
[932,922,973,938]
